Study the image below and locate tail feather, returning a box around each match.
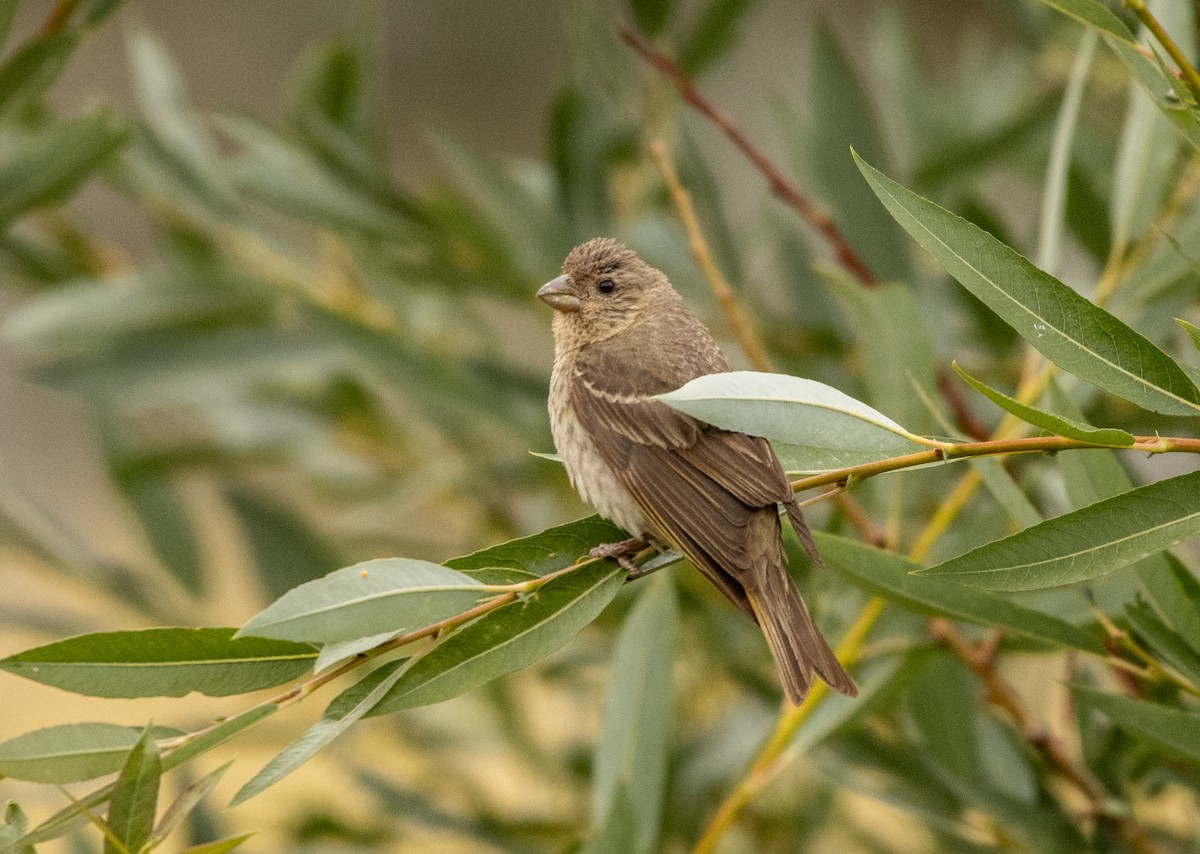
[746,556,858,703]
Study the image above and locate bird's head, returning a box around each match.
[538,238,673,345]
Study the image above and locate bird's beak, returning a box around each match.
[537,274,582,312]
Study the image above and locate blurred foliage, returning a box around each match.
[1,0,1200,852]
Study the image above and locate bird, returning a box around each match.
[538,237,857,703]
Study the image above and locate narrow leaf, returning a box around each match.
[592,577,675,854]
[0,628,316,698]
[678,0,752,75]
[314,631,401,674]
[225,487,342,601]
[104,729,160,854]
[365,560,626,716]
[0,33,78,117]
[658,371,927,469]
[143,762,230,851]
[0,111,126,227]
[1126,597,1200,688]
[917,471,1200,591]
[628,0,672,36]
[0,724,178,784]
[237,558,495,644]
[161,705,278,772]
[174,833,255,854]
[817,533,1103,653]
[952,362,1134,446]
[806,22,908,281]
[446,515,626,581]
[854,152,1200,415]
[582,785,638,854]
[1071,685,1200,762]
[1178,317,1200,352]
[230,655,418,804]
[1036,0,1137,43]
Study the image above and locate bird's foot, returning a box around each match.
[589,535,651,579]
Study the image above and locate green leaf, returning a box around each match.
[237,558,496,644]
[225,487,342,601]
[0,724,178,784]
[1,800,31,854]
[0,1,16,52]
[1112,1,1193,249]
[116,469,204,595]
[104,729,160,854]
[127,29,237,216]
[0,111,126,227]
[628,0,673,36]
[230,654,419,804]
[1126,596,1200,688]
[143,762,230,852]
[161,705,279,771]
[952,362,1134,446]
[1178,317,1200,352]
[918,471,1200,591]
[85,0,130,27]
[174,833,255,854]
[446,515,627,581]
[1036,0,1137,43]
[218,116,408,239]
[0,628,316,698]
[805,22,908,281]
[657,371,927,471]
[364,560,626,716]
[1070,685,1200,762]
[11,705,271,849]
[1051,384,1200,647]
[313,631,401,674]
[581,784,638,854]
[0,33,78,117]
[677,0,753,75]
[854,152,1200,416]
[592,577,675,854]
[816,533,1103,653]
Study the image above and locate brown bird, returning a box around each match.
[538,237,857,703]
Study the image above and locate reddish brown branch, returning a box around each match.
[930,619,1156,854]
[41,0,81,35]
[620,27,878,289]
[937,367,992,442]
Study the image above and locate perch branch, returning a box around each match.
[620,27,877,288]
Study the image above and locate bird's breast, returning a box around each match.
[548,351,651,537]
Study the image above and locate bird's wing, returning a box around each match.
[571,339,799,615]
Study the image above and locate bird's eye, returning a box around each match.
[597,279,615,294]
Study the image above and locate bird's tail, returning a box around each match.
[745,556,858,703]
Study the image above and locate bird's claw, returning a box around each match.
[589,536,650,580]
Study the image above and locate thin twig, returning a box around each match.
[41,0,80,35]
[1124,0,1200,104]
[834,492,891,549]
[937,367,993,442]
[620,27,877,288]
[930,619,1157,854]
[649,139,775,372]
[791,433,1200,495]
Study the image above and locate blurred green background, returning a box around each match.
[1,0,1198,852]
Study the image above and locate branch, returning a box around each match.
[790,434,1200,494]
[1124,0,1200,105]
[620,27,878,288]
[41,0,81,35]
[931,620,1158,854]
[649,139,775,372]
[23,558,610,847]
